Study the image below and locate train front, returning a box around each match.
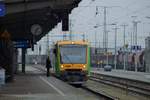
[58,41,90,84]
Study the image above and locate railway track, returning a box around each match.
[32,65,46,72]
[32,65,116,100]
[81,85,117,100]
[90,72,150,98]
[32,65,150,99]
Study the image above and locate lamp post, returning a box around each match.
[145,16,150,36]
[94,25,98,68]
[121,24,128,70]
[112,24,119,70]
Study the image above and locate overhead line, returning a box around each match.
[112,6,150,22]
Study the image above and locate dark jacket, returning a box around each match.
[46,58,52,68]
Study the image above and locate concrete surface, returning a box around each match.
[86,80,150,100]
[92,68,150,83]
[0,65,100,100]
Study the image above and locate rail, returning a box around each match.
[90,72,150,98]
[82,85,117,100]
[32,65,116,100]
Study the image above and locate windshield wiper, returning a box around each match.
[60,53,73,64]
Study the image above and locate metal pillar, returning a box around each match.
[132,21,140,46]
[131,31,133,52]
[132,21,140,72]
[113,26,119,70]
[22,48,26,73]
[121,24,128,70]
[95,28,97,68]
[95,29,97,48]
[106,31,109,66]
[103,7,107,52]
[114,28,117,70]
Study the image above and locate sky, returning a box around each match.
[28,0,150,55]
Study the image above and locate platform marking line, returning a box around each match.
[39,76,65,96]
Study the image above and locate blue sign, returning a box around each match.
[13,40,30,48]
[0,2,5,17]
[131,45,141,51]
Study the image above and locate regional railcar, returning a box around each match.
[53,40,91,84]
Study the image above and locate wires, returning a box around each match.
[112,3,150,22]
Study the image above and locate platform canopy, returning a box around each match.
[0,0,81,44]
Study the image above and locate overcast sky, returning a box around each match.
[28,0,150,54]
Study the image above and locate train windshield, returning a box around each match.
[60,45,87,64]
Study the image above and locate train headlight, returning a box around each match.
[61,65,64,68]
[83,65,86,68]
[71,42,74,44]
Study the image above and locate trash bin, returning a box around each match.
[0,68,5,85]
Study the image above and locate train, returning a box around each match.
[52,40,91,84]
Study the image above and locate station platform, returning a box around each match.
[0,65,99,100]
[92,68,150,83]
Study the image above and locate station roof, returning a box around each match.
[0,0,81,43]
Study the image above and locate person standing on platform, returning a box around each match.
[46,57,52,77]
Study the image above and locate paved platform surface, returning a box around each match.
[0,65,99,100]
[92,68,150,83]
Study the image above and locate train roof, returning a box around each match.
[56,40,89,45]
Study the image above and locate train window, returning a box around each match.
[59,45,87,64]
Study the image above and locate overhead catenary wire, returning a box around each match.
[50,0,150,49]
[73,0,142,21]
[112,6,150,22]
